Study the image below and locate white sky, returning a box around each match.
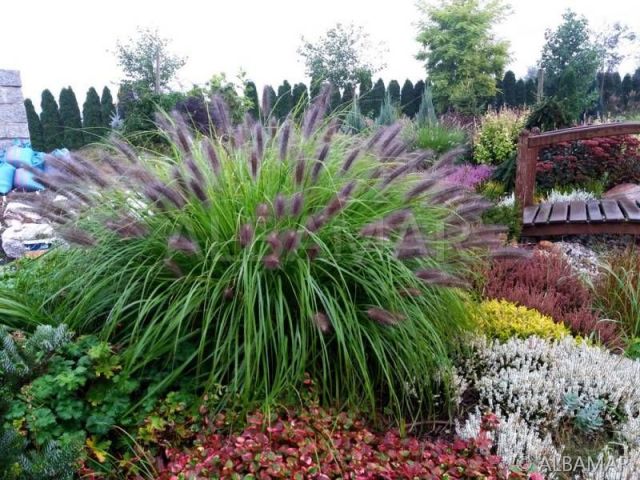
[2,0,639,109]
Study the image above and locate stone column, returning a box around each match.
[0,69,30,150]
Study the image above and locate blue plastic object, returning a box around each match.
[0,162,16,194]
[13,167,44,192]
[32,152,46,170]
[5,145,34,167]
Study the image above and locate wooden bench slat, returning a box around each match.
[568,201,588,223]
[548,202,569,223]
[601,199,625,221]
[533,203,552,224]
[523,205,539,225]
[618,197,640,222]
[587,201,604,222]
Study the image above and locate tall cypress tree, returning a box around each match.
[342,83,354,106]
[387,80,401,106]
[82,87,103,144]
[310,74,323,99]
[622,74,633,109]
[633,68,640,102]
[291,83,309,119]
[525,78,537,106]
[59,87,84,150]
[369,78,386,118]
[358,72,373,117]
[493,78,504,110]
[515,79,526,107]
[101,86,116,129]
[502,71,517,107]
[244,81,260,120]
[412,80,426,118]
[329,85,342,113]
[275,81,293,120]
[261,85,277,121]
[24,98,45,151]
[400,80,415,117]
[40,89,64,151]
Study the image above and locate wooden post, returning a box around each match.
[154,50,161,95]
[514,129,537,209]
[536,69,544,103]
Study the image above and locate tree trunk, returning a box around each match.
[154,50,161,95]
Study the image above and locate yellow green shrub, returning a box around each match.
[473,108,528,165]
[474,299,570,341]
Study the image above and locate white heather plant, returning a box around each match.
[456,336,640,478]
[542,188,598,204]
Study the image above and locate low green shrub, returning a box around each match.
[478,180,506,200]
[0,324,193,478]
[5,94,505,418]
[473,108,527,165]
[482,203,521,240]
[525,98,572,132]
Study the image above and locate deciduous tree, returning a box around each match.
[539,9,600,118]
[298,23,386,89]
[115,27,186,94]
[416,0,510,114]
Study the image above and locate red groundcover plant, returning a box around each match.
[536,135,640,190]
[156,405,537,480]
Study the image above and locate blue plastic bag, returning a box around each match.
[5,145,34,167]
[51,148,71,159]
[0,162,16,194]
[13,167,44,192]
[32,152,46,171]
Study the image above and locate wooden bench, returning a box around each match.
[514,122,640,237]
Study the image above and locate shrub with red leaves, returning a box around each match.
[536,135,640,190]
[157,406,531,480]
[481,250,619,346]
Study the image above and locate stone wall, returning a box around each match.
[0,70,29,150]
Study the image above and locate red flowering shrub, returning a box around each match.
[536,135,640,190]
[481,250,619,346]
[156,405,532,480]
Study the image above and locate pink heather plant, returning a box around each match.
[445,164,495,189]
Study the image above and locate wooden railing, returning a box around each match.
[514,122,640,209]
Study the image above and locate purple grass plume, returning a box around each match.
[238,223,254,248]
[312,312,331,333]
[168,234,200,255]
[367,307,404,326]
[262,253,281,270]
[290,192,304,216]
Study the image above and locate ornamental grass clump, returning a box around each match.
[595,247,640,339]
[6,92,508,417]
